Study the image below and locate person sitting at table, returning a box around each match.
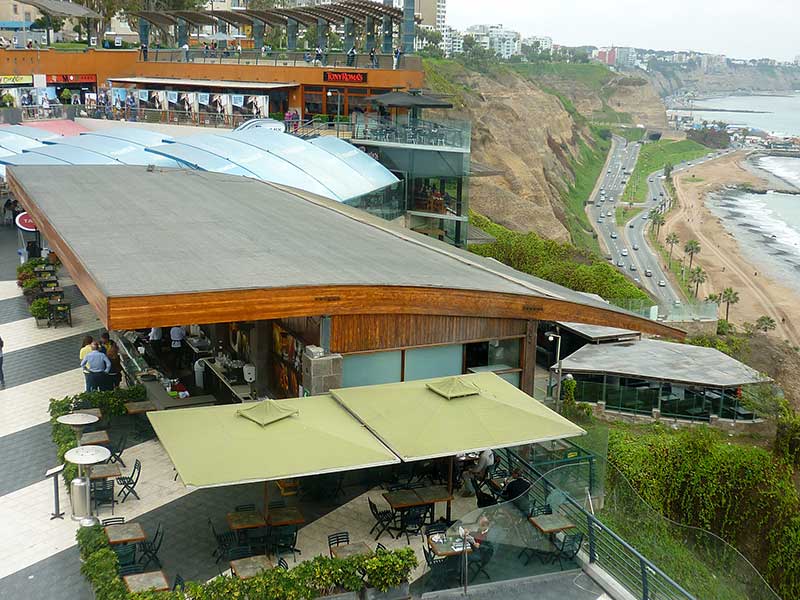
[81,342,111,392]
[462,448,494,497]
[464,516,495,572]
[500,469,532,513]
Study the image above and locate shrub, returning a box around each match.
[363,546,417,592]
[30,297,50,319]
[774,413,800,467]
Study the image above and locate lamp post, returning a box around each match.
[326,89,341,137]
[547,331,563,413]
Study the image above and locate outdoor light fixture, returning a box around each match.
[546,331,564,413]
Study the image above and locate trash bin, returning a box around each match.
[194,359,206,390]
[70,476,91,521]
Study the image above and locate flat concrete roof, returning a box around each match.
[7,165,686,337]
[556,321,640,342]
[556,339,768,388]
[109,77,298,90]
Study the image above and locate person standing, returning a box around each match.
[169,325,186,374]
[181,41,190,62]
[347,45,356,67]
[148,327,162,353]
[105,341,122,390]
[79,335,94,361]
[314,45,323,67]
[81,342,111,392]
[141,42,148,62]
[369,46,377,69]
[393,46,402,70]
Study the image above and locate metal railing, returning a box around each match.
[142,47,423,71]
[500,448,696,600]
[351,115,470,151]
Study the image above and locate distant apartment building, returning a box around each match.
[466,24,521,59]
[0,0,39,30]
[441,25,463,57]
[523,35,552,52]
[614,46,637,68]
[596,47,617,66]
[414,0,446,31]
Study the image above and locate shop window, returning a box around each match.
[404,344,462,381]
[304,92,323,117]
[342,351,401,388]
[13,4,18,15]
[465,339,520,370]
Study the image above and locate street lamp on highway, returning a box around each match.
[547,331,564,413]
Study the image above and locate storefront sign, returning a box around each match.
[15,212,37,232]
[0,75,33,86]
[46,74,97,84]
[323,71,368,84]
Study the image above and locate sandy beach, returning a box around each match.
[660,151,800,346]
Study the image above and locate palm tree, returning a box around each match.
[721,287,740,321]
[756,315,776,333]
[652,213,665,237]
[689,266,707,297]
[666,232,679,267]
[706,293,720,303]
[684,239,701,270]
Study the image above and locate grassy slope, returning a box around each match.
[624,140,708,203]
[511,62,617,89]
[611,127,646,143]
[469,212,649,303]
[562,133,610,255]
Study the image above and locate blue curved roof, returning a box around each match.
[0,131,44,153]
[83,128,174,147]
[53,136,180,167]
[23,145,119,165]
[1,125,61,142]
[146,143,256,177]
[1,153,68,166]
[309,136,399,191]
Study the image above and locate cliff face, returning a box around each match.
[647,63,800,96]
[425,64,591,242]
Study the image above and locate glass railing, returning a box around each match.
[611,298,720,322]
[351,115,471,151]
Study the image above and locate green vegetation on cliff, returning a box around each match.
[624,140,708,203]
[608,426,799,599]
[469,212,649,303]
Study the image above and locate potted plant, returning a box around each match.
[362,548,417,600]
[21,276,41,303]
[30,297,50,326]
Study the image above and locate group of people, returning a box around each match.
[283,109,301,133]
[79,333,122,392]
[148,325,186,376]
[306,46,403,69]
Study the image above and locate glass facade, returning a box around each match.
[567,374,756,422]
[342,351,402,388]
[404,344,462,381]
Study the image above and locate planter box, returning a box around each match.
[363,583,410,600]
[320,592,358,600]
[34,317,49,328]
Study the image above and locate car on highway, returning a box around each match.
[645,269,652,277]
[634,277,641,283]
[617,260,625,267]
[648,178,653,182]
[621,248,628,256]
[597,217,604,223]
[660,191,664,196]
[630,264,637,271]
[642,214,648,220]
[610,232,617,239]
[632,244,639,250]
[606,211,613,217]
[658,280,666,287]
[629,223,635,228]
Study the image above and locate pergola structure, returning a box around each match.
[16,0,100,44]
[132,0,411,53]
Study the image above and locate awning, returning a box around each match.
[331,373,585,461]
[147,394,400,489]
[365,91,454,109]
[148,373,584,489]
[108,77,298,91]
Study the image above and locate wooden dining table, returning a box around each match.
[80,430,110,446]
[230,554,273,579]
[88,463,121,480]
[105,522,146,545]
[529,513,576,535]
[227,510,267,531]
[125,401,157,414]
[428,534,471,558]
[266,506,305,527]
[123,570,169,592]
[330,541,372,559]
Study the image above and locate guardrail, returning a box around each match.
[143,47,423,71]
[500,448,696,600]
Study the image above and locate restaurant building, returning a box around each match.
[8,165,683,407]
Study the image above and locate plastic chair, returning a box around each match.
[116,459,141,503]
[327,531,350,557]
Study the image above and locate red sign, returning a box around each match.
[15,211,36,232]
[323,71,368,84]
[46,74,97,84]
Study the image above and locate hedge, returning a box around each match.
[77,524,417,600]
[49,386,147,485]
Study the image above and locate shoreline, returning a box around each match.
[660,151,800,345]
[743,154,800,194]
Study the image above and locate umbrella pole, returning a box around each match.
[446,456,453,522]
[264,481,269,518]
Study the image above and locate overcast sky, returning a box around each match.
[447,0,798,61]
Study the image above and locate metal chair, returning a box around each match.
[327,531,350,557]
[208,518,237,564]
[113,543,136,567]
[274,525,301,562]
[376,542,388,554]
[102,517,125,526]
[399,506,428,544]
[423,546,456,587]
[119,564,145,576]
[277,557,289,570]
[425,522,448,537]
[368,497,397,540]
[548,532,584,571]
[108,432,127,468]
[172,574,185,591]
[116,459,141,503]
[138,525,164,569]
[228,545,254,560]
[268,499,286,510]
[92,479,116,515]
[235,503,256,512]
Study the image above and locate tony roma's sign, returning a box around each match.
[323,71,368,84]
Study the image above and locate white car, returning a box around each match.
[621,248,628,256]
[610,232,618,239]
[642,214,649,219]
[658,280,666,287]
[632,244,639,250]
[606,211,613,217]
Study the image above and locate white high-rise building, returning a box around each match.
[441,25,463,57]
[466,24,521,59]
[523,36,552,52]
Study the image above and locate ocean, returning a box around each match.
[692,94,800,292]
